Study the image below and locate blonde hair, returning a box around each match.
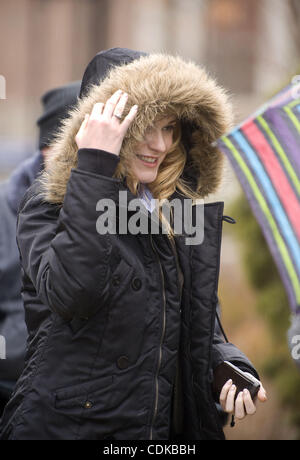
[114,111,201,238]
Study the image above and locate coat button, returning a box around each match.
[117,355,129,369]
[84,401,93,409]
[131,277,142,291]
[112,275,121,287]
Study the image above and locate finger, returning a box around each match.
[113,92,128,120]
[225,384,237,413]
[89,102,104,120]
[235,392,246,419]
[257,385,267,402]
[80,114,89,130]
[75,114,89,142]
[243,372,267,402]
[243,389,256,415]
[121,104,139,130]
[103,89,123,118]
[219,379,232,408]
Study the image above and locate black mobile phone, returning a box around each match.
[212,361,260,401]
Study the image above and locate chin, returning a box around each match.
[136,171,158,184]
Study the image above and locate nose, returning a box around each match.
[147,130,167,153]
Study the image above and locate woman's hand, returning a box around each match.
[220,376,267,422]
[75,89,138,156]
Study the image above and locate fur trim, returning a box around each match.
[39,53,234,203]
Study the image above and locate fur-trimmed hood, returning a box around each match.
[40,48,234,204]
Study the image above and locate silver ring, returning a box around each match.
[113,113,122,120]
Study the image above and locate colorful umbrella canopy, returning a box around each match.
[217,83,300,366]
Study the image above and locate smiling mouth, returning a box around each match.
[136,154,159,165]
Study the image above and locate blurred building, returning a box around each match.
[0,0,299,165]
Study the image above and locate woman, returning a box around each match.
[0,48,266,440]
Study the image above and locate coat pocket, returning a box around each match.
[54,374,114,410]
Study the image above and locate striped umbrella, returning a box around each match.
[217,83,300,365]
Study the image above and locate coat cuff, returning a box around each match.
[77,148,120,177]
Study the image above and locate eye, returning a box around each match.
[163,124,176,132]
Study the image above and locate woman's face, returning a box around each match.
[129,116,177,184]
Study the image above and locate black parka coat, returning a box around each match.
[0,49,259,440]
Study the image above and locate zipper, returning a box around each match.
[149,234,167,440]
[169,237,183,306]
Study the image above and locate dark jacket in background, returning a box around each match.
[0,152,43,387]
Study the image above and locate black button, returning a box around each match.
[117,355,129,369]
[131,277,142,291]
[112,275,121,287]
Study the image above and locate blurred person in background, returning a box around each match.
[0,81,81,415]
[0,49,267,440]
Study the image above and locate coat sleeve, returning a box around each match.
[211,301,260,380]
[16,148,121,321]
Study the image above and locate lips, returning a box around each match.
[136,154,159,166]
